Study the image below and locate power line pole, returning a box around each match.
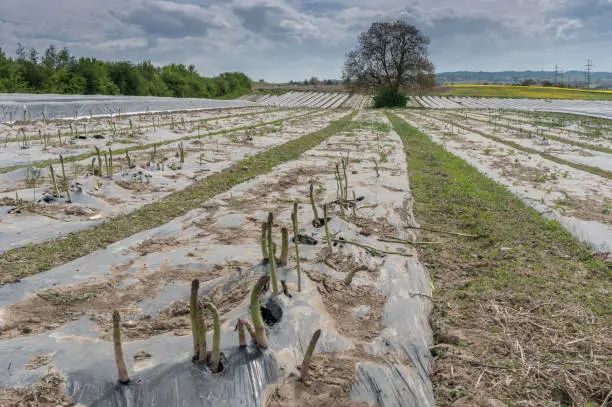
[585,59,593,89]
[554,65,560,86]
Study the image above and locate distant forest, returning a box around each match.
[0,44,252,98]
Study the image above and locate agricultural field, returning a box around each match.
[0,106,436,406]
[0,94,253,123]
[0,106,354,253]
[426,84,612,101]
[242,91,373,109]
[395,108,612,253]
[0,99,609,407]
[410,96,612,120]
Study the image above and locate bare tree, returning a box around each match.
[343,21,434,93]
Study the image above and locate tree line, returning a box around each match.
[0,44,252,98]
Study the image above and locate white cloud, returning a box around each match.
[0,0,610,81]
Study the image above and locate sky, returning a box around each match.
[1,0,611,82]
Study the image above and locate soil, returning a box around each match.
[94,272,257,341]
[4,201,99,220]
[116,180,168,193]
[352,216,399,237]
[304,269,385,341]
[24,354,53,371]
[0,262,247,340]
[133,237,181,256]
[321,251,376,278]
[267,350,381,407]
[0,371,73,407]
[553,195,612,223]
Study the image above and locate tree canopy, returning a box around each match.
[0,44,252,99]
[343,21,435,94]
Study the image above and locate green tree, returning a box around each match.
[0,44,252,98]
[343,20,434,94]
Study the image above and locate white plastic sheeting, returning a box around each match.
[245,91,373,109]
[412,96,612,120]
[0,93,253,123]
[0,111,434,406]
[396,111,612,254]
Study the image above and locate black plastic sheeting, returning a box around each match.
[68,348,277,407]
[0,93,252,123]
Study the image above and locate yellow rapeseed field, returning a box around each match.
[429,84,612,100]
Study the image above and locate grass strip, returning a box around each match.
[418,111,612,180]
[447,111,612,154]
[387,111,610,406]
[0,111,355,284]
[0,110,322,175]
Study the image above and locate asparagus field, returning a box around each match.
[0,99,609,407]
[0,107,435,406]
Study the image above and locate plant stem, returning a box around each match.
[309,183,320,226]
[300,329,321,382]
[94,146,102,176]
[240,318,256,342]
[112,311,130,384]
[205,302,221,373]
[59,154,71,203]
[280,227,289,266]
[190,279,200,357]
[291,202,302,292]
[48,165,61,198]
[237,319,247,347]
[344,265,367,285]
[335,164,343,201]
[250,276,270,348]
[378,237,441,245]
[197,300,207,364]
[324,205,332,251]
[342,156,349,200]
[331,239,413,257]
[267,212,279,295]
[108,148,114,176]
[261,222,268,262]
[103,152,109,177]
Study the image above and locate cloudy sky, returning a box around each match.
[1,0,611,81]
